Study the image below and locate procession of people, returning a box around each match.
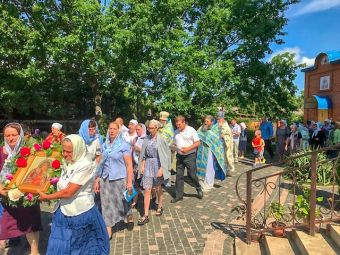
[0,112,339,254]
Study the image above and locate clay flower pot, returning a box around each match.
[272,221,286,237]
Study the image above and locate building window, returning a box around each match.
[320,75,330,90]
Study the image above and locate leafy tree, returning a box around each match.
[0,0,301,126]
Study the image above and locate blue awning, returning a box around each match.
[312,95,332,110]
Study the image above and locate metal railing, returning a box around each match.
[235,144,340,244]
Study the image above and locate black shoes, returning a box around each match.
[197,189,203,199]
[126,215,134,231]
[170,197,183,203]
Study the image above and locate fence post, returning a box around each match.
[246,170,252,244]
[309,151,317,236]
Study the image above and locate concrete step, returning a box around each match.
[327,224,340,248]
[292,229,340,255]
[264,235,296,255]
[235,237,263,255]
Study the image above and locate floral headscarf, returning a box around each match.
[3,122,25,160]
[1,123,25,180]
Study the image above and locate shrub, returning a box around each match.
[284,149,333,185]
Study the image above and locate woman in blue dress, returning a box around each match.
[39,134,109,255]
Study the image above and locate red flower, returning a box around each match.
[34,143,42,151]
[52,159,61,169]
[20,147,31,157]
[42,140,51,150]
[16,157,27,168]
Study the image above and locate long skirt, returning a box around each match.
[100,178,132,227]
[0,203,42,240]
[204,150,215,188]
[46,206,109,255]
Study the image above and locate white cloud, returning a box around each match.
[269,47,314,66]
[293,0,340,16]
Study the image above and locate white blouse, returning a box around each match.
[86,138,101,161]
[55,159,95,216]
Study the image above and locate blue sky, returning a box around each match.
[269,0,340,91]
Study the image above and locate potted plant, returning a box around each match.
[294,188,323,230]
[268,202,286,237]
[231,204,264,241]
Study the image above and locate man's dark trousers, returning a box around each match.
[175,152,201,198]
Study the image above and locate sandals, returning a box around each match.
[155,207,163,216]
[137,215,149,225]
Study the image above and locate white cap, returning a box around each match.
[52,122,62,130]
[129,119,138,126]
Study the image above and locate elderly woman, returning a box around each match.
[39,135,109,255]
[310,122,326,149]
[43,122,65,144]
[94,122,134,236]
[275,120,290,161]
[79,119,103,163]
[288,124,302,154]
[137,120,171,225]
[131,123,146,208]
[0,123,41,255]
[133,123,147,164]
[123,119,138,145]
[239,122,248,159]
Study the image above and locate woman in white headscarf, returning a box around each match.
[0,123,42,255]
[288,123,302,154]
[238,122,248,159]
[310,122,326,149]
[131,123,146,208]
[39,135,109,255]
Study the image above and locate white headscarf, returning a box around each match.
[312,122,323,138]
[59,134,93,189]
[62,134,87,166]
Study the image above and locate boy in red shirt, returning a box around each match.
[252,130,265,168]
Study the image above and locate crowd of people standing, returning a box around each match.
[0,112,340,254]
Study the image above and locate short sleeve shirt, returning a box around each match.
[174,125,200,155]
[101,141,132,180]
[57,159,95,216]
[86,138,101,161]
[231,124,241,141]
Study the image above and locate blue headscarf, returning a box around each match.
[79,119,103,145]
[96,125,124,177]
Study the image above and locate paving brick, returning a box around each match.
[5,162,285,255]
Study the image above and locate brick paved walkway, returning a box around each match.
[3,161,279,255]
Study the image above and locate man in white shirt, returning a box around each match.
[230,119,241,163]
[171,115,203,203]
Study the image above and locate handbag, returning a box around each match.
[124,186,138,202]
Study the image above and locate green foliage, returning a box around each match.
[285,150,333,185]
[294,188,323,220]
[268,202,286,222]
[0,0,300,122]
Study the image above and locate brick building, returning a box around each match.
[302,50,340,122]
